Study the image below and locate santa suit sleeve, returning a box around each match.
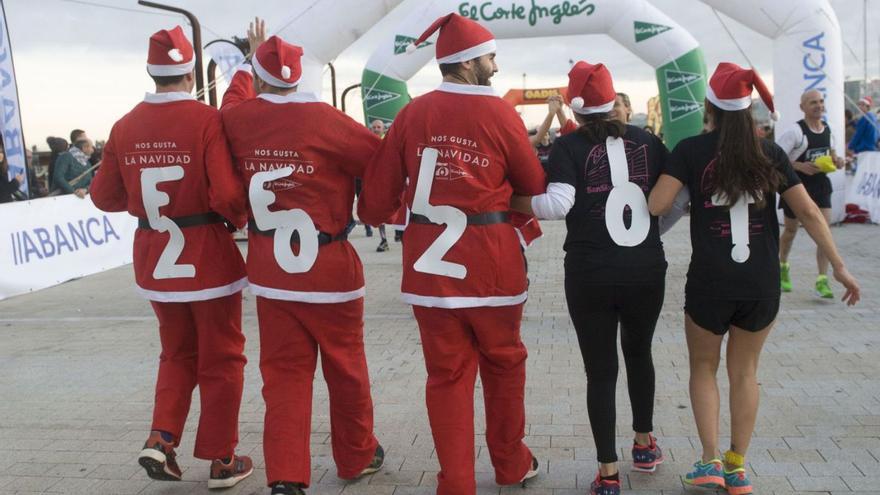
[203,112,248,228]
[358,112,407,226]
[90,124,128,212]
[498,103,546,195]
[325,109,382,178]
[220,64,256,111]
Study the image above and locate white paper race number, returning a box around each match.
[141,166,195,279]
[411,148,468,279]
[712,192,756,263]
[604,137,650,246]
[249,168,319,274]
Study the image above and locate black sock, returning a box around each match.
[601,472,620,482]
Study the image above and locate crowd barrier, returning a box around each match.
[0,195,136,300]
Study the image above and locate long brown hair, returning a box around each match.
[574,112,626,142]
[708,101,782,209]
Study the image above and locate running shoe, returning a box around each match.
[207,454,253,489]
[520,456,540,485]
[347,444,385,479]
[684,459,724,489]
[138,431,181,481]
[589,474,621,495]
[270,481,306,495]
[723,467,753,495]
[780,262,792,292]
[815,275,834,299]
[631,435,664,473]
[376,239,389,252]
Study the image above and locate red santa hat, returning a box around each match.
[859,95,873,107]
[706,62,779,121]
[252,35,304,88]
[566,61,616,115]
[146,26,195,77]
[407,13,496,64]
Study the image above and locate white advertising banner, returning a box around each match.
[845,152,880,223]
[0,1,28,195]
[0,195,137,300]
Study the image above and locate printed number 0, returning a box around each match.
[411,148,468,279]
[249,168,320,274]
[141,166,195,279]
[711,193,756,263]
[604,137,650,246]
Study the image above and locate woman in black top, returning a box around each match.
[0,145,23,203]
[515,61,672,495]
[649,63,860,495]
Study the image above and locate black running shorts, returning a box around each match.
[684,296,780,335]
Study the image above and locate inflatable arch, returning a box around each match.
[699,0,844,155]
[361,0,708,147]
[272,0,404,96]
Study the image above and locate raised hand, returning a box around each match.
[247,17,267,57]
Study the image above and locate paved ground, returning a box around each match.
[1,220,878,495]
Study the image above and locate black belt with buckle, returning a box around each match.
[409,211,509,226]
[137,212,226,230]
[247,218,347,246]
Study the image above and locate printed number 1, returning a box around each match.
[604,137,650,246]
[411,148,468,279]
[712,193,756,263]
[141,166,195,279]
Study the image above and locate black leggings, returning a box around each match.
[564,276,665,463]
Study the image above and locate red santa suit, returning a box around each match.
[220,36,380,488]
[358,14,546,495]
[90,26,248,461]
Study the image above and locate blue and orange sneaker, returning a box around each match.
[723,467,753,495]
[684,459,724,489]
[632,435,664,473]
[590,474,621,495]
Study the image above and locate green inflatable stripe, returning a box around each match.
[361,69,411,127]
[656,48,707,149]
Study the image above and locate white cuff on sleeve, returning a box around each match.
[531,182,576,220]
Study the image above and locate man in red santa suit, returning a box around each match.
[90,26,253,489]
[358,13,546,495]
[220,18,384,495]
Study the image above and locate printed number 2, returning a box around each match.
[604,137,650,246]
[712,193,756,263]
[411,148,468,279]
[141,166,195,279]
[249,168,319,274]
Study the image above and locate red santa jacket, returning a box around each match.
[90,92,247,302]
[358,82,546,308]
[221,68,381,303]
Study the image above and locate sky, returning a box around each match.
[6,0,879,150]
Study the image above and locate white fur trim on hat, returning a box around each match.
[168,48,183,62]
[571,97,615,115]
[252,54,299,89]
[706,84,752,112]
[146,58,195,77]
[436,39,497,64]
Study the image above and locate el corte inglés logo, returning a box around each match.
[394,35,432,55]
[634,21,672,42]
[668,98,702,121]
[665,70,702,92]
[364,88,401,110]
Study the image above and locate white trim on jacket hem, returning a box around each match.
[137,277,248,303]
[401,291,528,308]
[249,283,365,303]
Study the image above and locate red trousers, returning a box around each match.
[412,304,533,495]
[256,296,378,487]
[149,292,246,460]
